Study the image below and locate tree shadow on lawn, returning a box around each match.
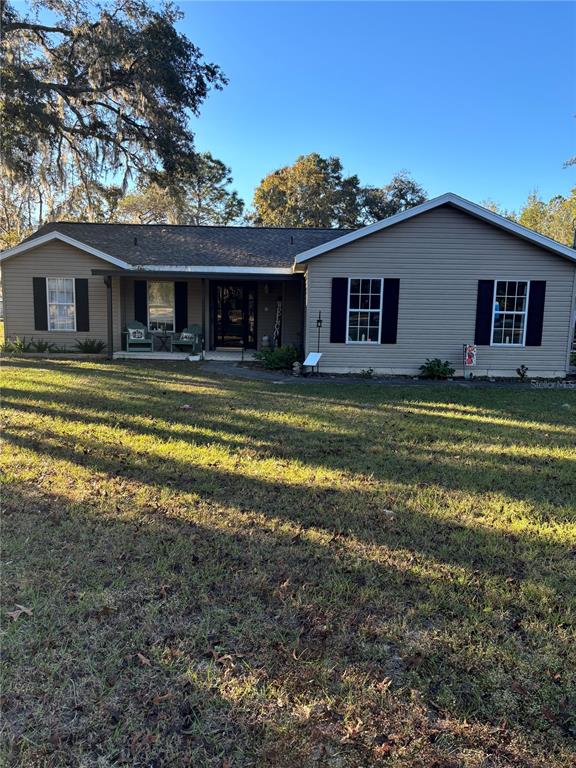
[3,360,575,763]
[5,356,575,427]
[3,382,575,521]
[2,481,574,768]
[3,428,575,702]
[2,412,575,573]
[2,493,268,768]
[2,357,228,392]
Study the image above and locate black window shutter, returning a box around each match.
[474,280,494,345]
[330,278,348,343]
[525,281,546,346]
[75,278,89,332]
[380,278,400,344]
[134,280,148,325]
[174,281,188,332]
[33,278,48,330]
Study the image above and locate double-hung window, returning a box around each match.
[47,278,76,331]
[491,280,529,345]
[347,278,382,343]
[148,281,175,332]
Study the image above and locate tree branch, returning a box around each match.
[4,21,72,35]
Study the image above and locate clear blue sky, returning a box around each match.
[178,1,575,212]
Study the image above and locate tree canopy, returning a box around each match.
[517,190,576,246]
[0,152,245,248]
[360,172,429,222]
[1,0,226,188]
[251,154,427,228]
[486,189,576,246]
[116,153,244,225]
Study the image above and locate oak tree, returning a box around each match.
[1,0,226,187]
[252,154,426,228]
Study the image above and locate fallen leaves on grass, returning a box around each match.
[6,604,33,621]
[151,692,173,705]
[130,731,157,755]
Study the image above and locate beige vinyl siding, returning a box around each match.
[1,241,121,350]
[304,205,576,377]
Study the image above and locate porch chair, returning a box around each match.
[171,324,203,355]
[124,320,154,352]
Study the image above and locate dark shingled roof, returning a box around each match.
[25,222,353,269]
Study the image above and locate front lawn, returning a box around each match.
[1,360,575,767]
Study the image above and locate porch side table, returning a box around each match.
[154,333,172,352]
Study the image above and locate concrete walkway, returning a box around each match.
[199,361,292,382]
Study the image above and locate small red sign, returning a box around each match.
[464,344,477,367]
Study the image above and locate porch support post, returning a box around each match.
[299,276,306,358]
[201,278,207,355]
[281,280,286,348]
[104,276,114,360]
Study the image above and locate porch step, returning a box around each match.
[204,350,258,362]
[112,350,257,362]
[113,352,200,361]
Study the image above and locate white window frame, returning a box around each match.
[345,277,383,344]
[147,280,175,332]
[490,279,530,347]
[46,277,76,332]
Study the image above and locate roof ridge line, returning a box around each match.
[39,221,354,232]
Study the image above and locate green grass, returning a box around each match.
[1,359,575,767]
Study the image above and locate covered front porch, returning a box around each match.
[96,268,305,360]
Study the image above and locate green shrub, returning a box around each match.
[419,358,455,379]
[2,336,34,353]
[516,364,529,381]
[75,338,107,354]
[254,345,299,370]
[31,340,59,353]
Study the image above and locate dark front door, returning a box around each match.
[213,283,257,348]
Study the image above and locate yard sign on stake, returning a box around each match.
[463,343,477,379]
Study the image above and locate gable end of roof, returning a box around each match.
[293,193,576,265]
[0,231,133,269]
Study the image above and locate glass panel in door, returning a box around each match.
[214,283,257,348]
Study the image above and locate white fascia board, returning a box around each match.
[294,192,576,264]
[0,231,133,270]
[139,265,293,275]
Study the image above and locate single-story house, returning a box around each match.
[1,193,575,377]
